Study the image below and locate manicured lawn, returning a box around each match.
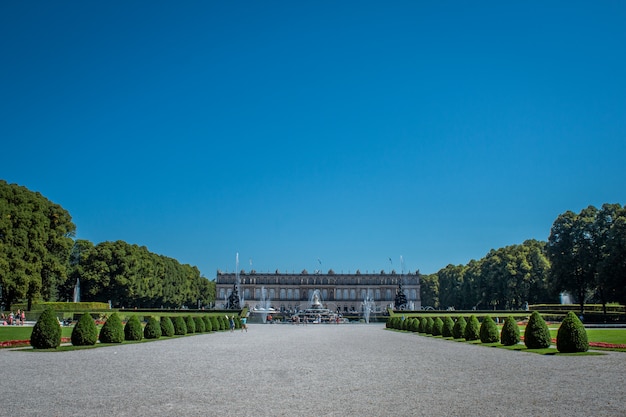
[0,326,73,342]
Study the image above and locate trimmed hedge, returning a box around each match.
[425,317,434,334]
[185,316,196,333]
[30,308,62,349]
[524,311,551,349]
[442,316,454,338]
[452,316,466,339]
[210,316,219,332]
[173,316,188,335]
[479,315,499,343]
[144,316,162,339]
[556,311,589,353]
[418,317,427,333]
[464,315,480,341]
[500,316,521,346]
[124,315,143,341]
[99,313,124,343]
[71,313,98,346]
[160,316,175,337]
[432,317,443,336]
[194,316,206,333]
[203,315,213,332]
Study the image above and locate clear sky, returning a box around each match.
[2,2,625,278]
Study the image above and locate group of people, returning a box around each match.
[1,309,26,326]
[226,315,248,333]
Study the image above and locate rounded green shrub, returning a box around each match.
[425,317,434,334]
[124,315,143,341]
[99,312,124,343]
[71,313,98,346]
[500,316,521,346]
[418,317,427,333]
[432,317,443,336]
[442,316,454,338]
[556,311,589,353]
[194,316,206,333]
[524,311,551,349]
[202,315,212,332]
[160,316,175,337]
[409,318,419,332]
[210,316,219,331]
[185,316,196,333]
[173,316,188,335]
[452,316,466,339]
[464,315,480,341]
[144,316,162,339]
[479,316,499,343]
[30,308,62,349]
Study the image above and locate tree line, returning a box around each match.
[0,180,214,311]
[420,204,626,313]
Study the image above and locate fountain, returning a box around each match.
[251,286,275,323]
[295,289,338,323]
[225,253,243,309]
[72,278,80,303]
[362,290,375,324]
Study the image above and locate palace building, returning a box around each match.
[215,269,421,313]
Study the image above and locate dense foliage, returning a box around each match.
[479,316,499,343]
[173,316,187,335]
[160,316,175,337]
[203,315,213,332]
[431,317,443,336]
[185,315,196,333]
[452,316,466,339]
[524,311,551,349]
[71,313,98,346]
[144,316,162,339]
[442,316,454,338]
[194,316,206,333]
[124,315,143,341]
[500,316,521,346]
[30,308,61,349]
[0,181,76,310]
[99,312,124,343]
[556,311,589,353]
[464,315,480,341]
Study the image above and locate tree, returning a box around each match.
[30,308,61,349]
[71,313,98,346]
[500,316,520,346]
[452,316,466,339]
[124,315,143,341]
[144,316,162,339]
[419,274,439,309]
[556,311,588,353]
[99,313,124,343]
[479,316,499,343]
[524,311,551,349]
[464,315,480,341]
[547,208,598,314]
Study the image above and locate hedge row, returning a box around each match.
[30,309,241,349]
[386,311,588,353]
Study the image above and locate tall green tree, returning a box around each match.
[0,181,75,310]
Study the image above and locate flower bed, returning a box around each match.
[0,337,71,348]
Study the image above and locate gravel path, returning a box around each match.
[0,323,624,417]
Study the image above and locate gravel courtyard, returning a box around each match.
[0,323,623,417]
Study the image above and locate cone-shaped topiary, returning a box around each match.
[30,308,62,349]
[452,316,466,339]
[173,316,188,335]
[144,316,162,339]
[524,311,551,349]
[203,315,213,332]
[500,316,521,346]
[194,316,206,333]
[71,313,98,346]
[442,316,454,338]
[418,317,427,333]
[425,317,434,334]
[210,316,219,331]
[99,313,124,343]
[409,318,420,332]
[557,311,589,353]
[464,315,480,341]
[185,316,196,333]
[160,316,175,337]
[124,315,143,341]
[479,316,499,343]
[432,317,443,336]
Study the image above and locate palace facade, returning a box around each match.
[215,270,421,313]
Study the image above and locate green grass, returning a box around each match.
[0,326,74,342]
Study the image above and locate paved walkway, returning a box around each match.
[0,323,624,416]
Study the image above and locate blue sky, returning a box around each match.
[2,2,625,278]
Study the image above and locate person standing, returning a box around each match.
[228,315,235,332]
[241,316,247,332]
